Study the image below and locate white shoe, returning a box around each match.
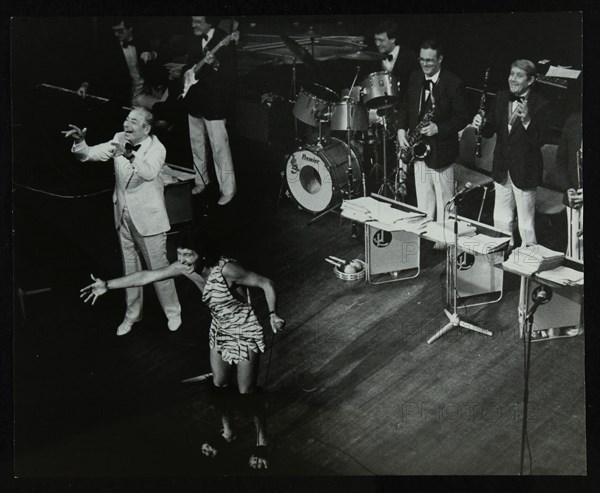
[217,193,235,205]
[116,320,134,336]
[168,316,182,332]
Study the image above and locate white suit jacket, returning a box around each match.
[72,133,171,236]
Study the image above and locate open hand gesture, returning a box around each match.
[80,274,108,305]
[515,100,530,125]
[62,124,87,143]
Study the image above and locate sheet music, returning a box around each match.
[457,234,510,255]
[545,65,581,79]
[536,266,584,286]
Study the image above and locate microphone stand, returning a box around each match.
[427,195,493,344]
[519,286,552,475]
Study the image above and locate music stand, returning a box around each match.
[427,196,493,344]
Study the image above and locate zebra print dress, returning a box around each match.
[202,257,265,364]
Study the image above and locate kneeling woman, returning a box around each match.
[81,232,285,469]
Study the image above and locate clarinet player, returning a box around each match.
[472,59,549,247]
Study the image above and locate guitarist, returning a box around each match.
[170,16,237,205]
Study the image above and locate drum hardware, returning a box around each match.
[371,107,405,201]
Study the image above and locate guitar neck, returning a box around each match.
[192,36,231,75]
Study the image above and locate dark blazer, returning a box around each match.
[391,46,419,94]
[481,89,549,189]
[398,68,469,169]
[183,28,237,120]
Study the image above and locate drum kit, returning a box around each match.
[281,38,407,216]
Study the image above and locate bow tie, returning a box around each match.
[423,79,433,90]
[509,93,524,103]
[386,54,394,62]
[201,34,209,41]
[125,143,141,153]
[121,39,135,49]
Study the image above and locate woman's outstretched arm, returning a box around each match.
[80,262,192,305]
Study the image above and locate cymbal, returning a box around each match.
[340,50,386,61]
[279,34,317,69]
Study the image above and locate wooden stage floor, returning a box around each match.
[13,187,586,477]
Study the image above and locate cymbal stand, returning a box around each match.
[390,157,408,203]
[427,198,493,344]
[376,113,396,198]
[289,57,300,143]
[344,110,360,237]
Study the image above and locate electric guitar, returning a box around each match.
[180,30,240,99]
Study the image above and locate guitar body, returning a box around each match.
[179,30,239,100]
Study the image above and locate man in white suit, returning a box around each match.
[64,107,181,336]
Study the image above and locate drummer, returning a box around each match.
[364,21,419,127]
[373,21,418,96]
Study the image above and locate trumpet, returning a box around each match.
[399,88,436,164]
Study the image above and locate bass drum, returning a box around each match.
[285,138,362,213]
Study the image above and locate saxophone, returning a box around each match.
[399,88,436,164]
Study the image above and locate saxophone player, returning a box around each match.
[397,39,469,235]
[472,60,549,247]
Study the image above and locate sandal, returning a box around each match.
[201,431,236,459]
[248,445,270,470]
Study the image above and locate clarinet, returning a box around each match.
[475,67,490,158]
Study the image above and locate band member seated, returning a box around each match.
[397,39,468,234]
[81,231,285,469]
[472,59,549,247]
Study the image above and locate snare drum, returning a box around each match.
[285,138,362,213]
[293,83,339,127]
[361,71,400,110]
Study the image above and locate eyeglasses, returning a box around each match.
[418,57,438,64]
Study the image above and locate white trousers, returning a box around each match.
[493,172,537,246]
[188,115,237,196]
[413,160,455,222]
[118,208,181,323]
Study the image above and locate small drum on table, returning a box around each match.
[285,137,362,213]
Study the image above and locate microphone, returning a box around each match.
[449,182,480,203]
[526,285,553,319]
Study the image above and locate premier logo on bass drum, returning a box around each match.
[300,153,321,164]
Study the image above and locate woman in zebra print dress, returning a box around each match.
[80,231,285,470]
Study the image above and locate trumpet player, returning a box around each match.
[472,59,549,247]
[397,39,468,234]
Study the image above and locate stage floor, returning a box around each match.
[12,179,585,476]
